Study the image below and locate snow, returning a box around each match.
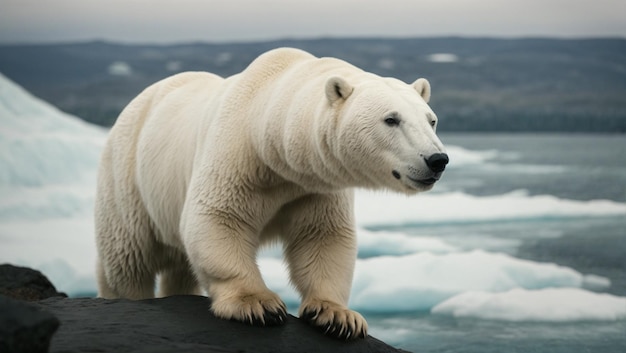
[1,73,625,323]
[432,288,626,322]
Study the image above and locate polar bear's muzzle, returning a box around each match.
[393,152,449,189]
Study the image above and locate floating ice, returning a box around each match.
[355,189,626,227]
[258,250,611,313]
[444,145,498,167]
[357,229,458,258]
[582,274,612,291]
[432,288,626,321]
[259,228,459,259]
[349,250,605,312]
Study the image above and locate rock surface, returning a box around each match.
[0,264,66,301]
[39,295,410,353]
[0,296,60,353]
[1,265,410,353]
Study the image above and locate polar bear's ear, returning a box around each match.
[325,76,354,103]
[412,78,431,103]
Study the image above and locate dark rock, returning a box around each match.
[1,264,409,352]
[39,295,411,353]
[0,264,66,301]
[0,295,60,353]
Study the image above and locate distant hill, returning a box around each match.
[1,37,625,132]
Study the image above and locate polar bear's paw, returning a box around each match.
[211,291,287,327]
[300,300,368,340]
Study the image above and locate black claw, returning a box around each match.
[301,306,365,340]
[330,323,338,336]
[325,322,347,340]
[248,307,287,327]
[267,308,288,326]
[250,313,264,327]
[265,308,288,327]
[301,308,319,322]
[344,329,352,341]
[313,320,347,340]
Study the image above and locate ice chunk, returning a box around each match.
[259,228,459,259]
[582,274,612,291]
[444,145,498,167]
[349,250,605,312]
[258,250,608,313]
[432,288,626,321]
[0,73,106,188]
[357,229,458,258]
[0,73,104,295]
[355,189,626,227]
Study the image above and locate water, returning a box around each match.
[364,133,626,352]
[440,134,626,202]
[369,313,626,353]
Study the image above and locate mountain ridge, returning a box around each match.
[1,37,625,132]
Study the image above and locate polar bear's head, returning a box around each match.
[325,75,448,194]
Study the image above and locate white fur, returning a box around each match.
[95,48,446,339]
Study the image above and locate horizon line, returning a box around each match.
[1,34,625,47]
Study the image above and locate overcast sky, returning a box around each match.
[1,0,625,44]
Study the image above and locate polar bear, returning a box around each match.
[95,48,448,340]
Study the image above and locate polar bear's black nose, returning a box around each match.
[425,153,449,173]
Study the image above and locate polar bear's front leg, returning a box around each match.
[282,193,368,340]
[183,211,287,326]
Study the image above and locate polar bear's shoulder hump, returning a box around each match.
[244,47,316,74]
[256,47,315,63]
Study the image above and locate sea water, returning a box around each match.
[362,133,626,352]
[1,74,625,352]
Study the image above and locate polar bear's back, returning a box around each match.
[102,71,224,248]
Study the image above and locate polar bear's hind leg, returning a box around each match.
[94,146,158,300]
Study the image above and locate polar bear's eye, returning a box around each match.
[427,113,437,128]
[384,113,400,127]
